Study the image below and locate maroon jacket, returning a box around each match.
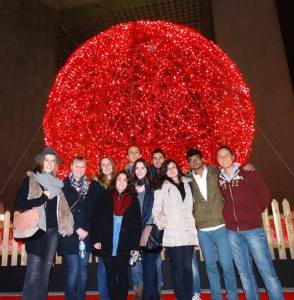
[219,167,271,231]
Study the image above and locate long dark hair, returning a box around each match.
[109,170,135,195]
[131,158,153,186]
[156,159,184,189]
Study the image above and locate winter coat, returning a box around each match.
[59,178,91,254]
[14,174,74,256]
[91,189,142,257]
[152,177,198,247]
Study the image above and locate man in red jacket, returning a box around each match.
[217,145,283,300]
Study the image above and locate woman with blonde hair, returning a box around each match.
[14,147,73,300]
[59,156,91,300]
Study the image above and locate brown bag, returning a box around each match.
[13,205,46,239]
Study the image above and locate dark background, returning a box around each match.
[0,0,293,212]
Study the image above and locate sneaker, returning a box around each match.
[192,293,201,300]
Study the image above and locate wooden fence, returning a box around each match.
[0,199,293,267]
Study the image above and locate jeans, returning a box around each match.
[131,260,143,288]
[198,226,238,300]
[156,255,163,288]
[142,251,160,299]
[64,252,90,300]
[104,256,130,300]
[192,251,201,295]
[98,257,109,300]
[228,227,284,300]
[22,227,60,300]
[166,246,194,300]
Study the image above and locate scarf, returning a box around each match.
[167,178,186,201]
[69,172,89,195]
[33,172,63,199]
[112,190,132,216]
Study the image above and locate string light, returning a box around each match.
[43,20,255,177]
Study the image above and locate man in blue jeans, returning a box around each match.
[217,145,284,300]
[187,148,238,300]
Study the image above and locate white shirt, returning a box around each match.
[192,166,208,201]
[192,166,225,232]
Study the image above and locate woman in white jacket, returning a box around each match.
[152,159,198,300]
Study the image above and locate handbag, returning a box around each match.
[140,224,163,251]
[13,204,46,239]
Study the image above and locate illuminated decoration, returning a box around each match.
[44,20,255,176]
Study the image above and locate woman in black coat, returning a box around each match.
[59,156,91,300]
[91,170,141,300]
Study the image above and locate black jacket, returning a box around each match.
[91,189,141,257]
[59,178,91,254]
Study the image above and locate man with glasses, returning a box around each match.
[186,148,238,300]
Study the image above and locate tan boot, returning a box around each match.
[133,286,143,300]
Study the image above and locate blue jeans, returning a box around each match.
[22,227,60,300]
[192,251,201,295]
[131,260,143,288]
[228,227,283,300]
[198,226,238,300]
[98,257,109,300]
[64,252,90,300]
[156,255,163,288]
[166,246,194,300]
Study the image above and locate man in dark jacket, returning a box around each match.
[187,148,237,300]
[217,145,283,300]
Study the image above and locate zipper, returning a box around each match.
[228,184,239,231]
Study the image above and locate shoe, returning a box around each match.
[192,293,201,300]
[133,286,143,300]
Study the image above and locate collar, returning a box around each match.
[192,165,207,179]
[220,163,241,182]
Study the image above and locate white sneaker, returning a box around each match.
[192,293,201,300]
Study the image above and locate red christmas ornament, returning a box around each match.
[43,20,255,177]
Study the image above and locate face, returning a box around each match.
[43,154,57,173]
[127,146,141,163]
[135,162,147,180]
[152,152,165,169]
[116,173,128,193]
[188,155,203,171]
[100,157,113,176]
[71,160,86,180]
[217,148,234,169]
[166,162,179,181]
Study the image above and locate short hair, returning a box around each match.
[151,148,165,158]
[216,145,234,155]
[126,145,141,156]
[71,156,86,167]
[186,148,203,161]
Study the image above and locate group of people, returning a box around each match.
[14,145,284,300]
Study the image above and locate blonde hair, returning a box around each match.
[71,156,86,168]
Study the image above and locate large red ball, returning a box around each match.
[44,20,254,176]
